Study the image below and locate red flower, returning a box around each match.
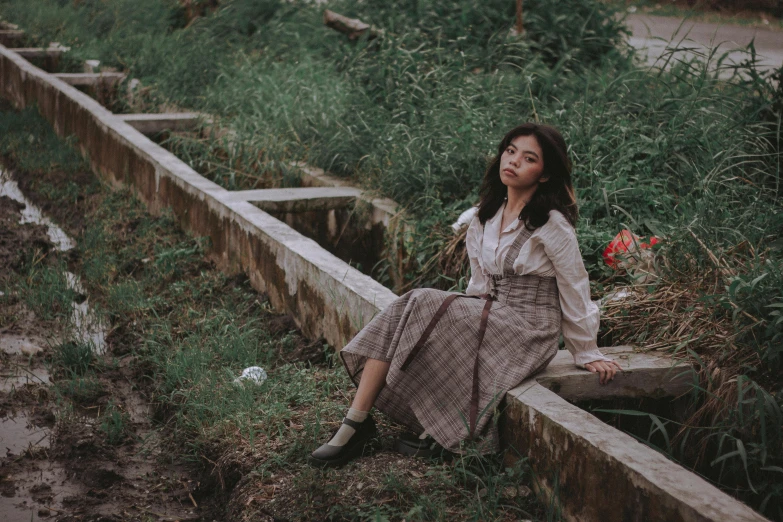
[603,230,659,268]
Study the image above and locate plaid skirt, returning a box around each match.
[340,274,561,453]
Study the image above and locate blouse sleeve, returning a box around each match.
[542,212,613,368]
[465,213,490,296]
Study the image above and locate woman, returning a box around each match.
[309,123,622,468]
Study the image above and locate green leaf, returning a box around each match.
[648,414,671,453]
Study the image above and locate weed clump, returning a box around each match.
[99,400,130,445]
[52,341,95,376]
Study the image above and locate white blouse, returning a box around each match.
[464,205,612,368]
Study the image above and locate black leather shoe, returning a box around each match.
[308,415,377,468]
[394,431,446,458]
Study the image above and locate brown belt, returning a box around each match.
[399,293,494,440]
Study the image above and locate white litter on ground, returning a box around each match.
[233,366,268,386]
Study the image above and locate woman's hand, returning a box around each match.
[584,360,622,385]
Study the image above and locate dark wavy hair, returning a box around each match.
[477,123,577,229]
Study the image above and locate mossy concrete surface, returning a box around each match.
[505,381,769,522]
[535,345,692,401]
[117,112,202,134]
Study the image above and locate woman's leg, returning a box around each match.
[309,358,390,466]
[350,358,391,411]
[322,358,390,446]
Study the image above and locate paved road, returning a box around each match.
[625,14,783,75]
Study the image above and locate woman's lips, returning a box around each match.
[502,168,517,176]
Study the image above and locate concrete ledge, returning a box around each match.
[292,161,400,228]
[53,72,126,87]
[118,112,202,135]
[291,161,409,288]
[537,346,692,400]
[9,47,65,58]
[504,382,767,522]
[226,186,361,213]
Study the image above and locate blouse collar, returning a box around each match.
[488,201,523,235]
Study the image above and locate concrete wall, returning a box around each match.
[505,382,766,522]
[0,45,397,349]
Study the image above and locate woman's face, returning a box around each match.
[499,134,546,192]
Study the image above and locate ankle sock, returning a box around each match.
[327,408,369,447]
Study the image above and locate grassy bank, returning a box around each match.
[1,0,782,517]
[0,103,556,520]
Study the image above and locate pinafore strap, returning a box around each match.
[501,224,534,276]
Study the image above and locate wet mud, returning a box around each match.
[0,185,218,521]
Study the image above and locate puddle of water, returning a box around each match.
[0,335,45,355]
[0,171,75,252]
[0,459,80,522]
[0,502,44,522]
[0,366,51,393]
[0,170,109,356]
[0,412,50,455]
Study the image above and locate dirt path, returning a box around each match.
[625,13,783,74]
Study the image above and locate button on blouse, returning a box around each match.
[464,205,612,368]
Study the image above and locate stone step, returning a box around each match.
[536,345,691,401]
[225,187,362,213]
[53,72,126,87]
[117,112,202,134]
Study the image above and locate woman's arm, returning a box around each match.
[465,214,490,296]
[542,212,620,382]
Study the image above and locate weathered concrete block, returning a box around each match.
[291,161,409,288]
[8,46,66,58]
[229,186,361,213]
[536,346,693,400]
[292,161,399,228]
[53,72,126,87]
[6,46,65,71]
[118,112,202,135]
[504,382,768,522]
[0,29,24,47]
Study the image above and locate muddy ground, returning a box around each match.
[0,187,222,521]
